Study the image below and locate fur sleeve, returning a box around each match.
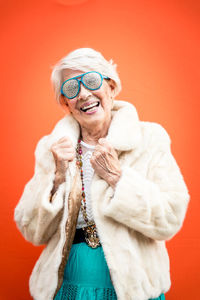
[101,125,190,241]
[14,135,66,245]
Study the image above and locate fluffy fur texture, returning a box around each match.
[14,100,190,300]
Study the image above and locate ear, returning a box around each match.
[108,79,115,98]
[108,79,115,91]
[60,94,68,107]
[59,95,71,114]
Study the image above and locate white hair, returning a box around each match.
[50,48,122,104]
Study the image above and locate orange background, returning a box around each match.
[1,0,199,299]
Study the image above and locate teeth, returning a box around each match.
[81,102,99,111]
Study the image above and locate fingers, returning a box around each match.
[50,136,75,167]
[52,148,75,160]
[90,150,103,163]
[51,136,73,150]
[98,138,112,151]
[58,136,71,142]
[54,143,73,149]
[94,145,108,155]
[56,151,75,162]
[55,136,73,146]
[94,138,113,156]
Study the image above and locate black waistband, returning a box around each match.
[73,228,86,244]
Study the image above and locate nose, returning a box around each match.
[77,83,92,100]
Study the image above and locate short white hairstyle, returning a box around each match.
[50,48,122,104]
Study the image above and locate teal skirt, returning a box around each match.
[54,242,165,300]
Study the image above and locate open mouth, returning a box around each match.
[80,101,100,112]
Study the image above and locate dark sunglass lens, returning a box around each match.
[82,72,102,90]
[62,79,79,99]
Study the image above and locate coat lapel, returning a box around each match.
[48,100,142,153]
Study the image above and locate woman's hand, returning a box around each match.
[50,136,75,179]
[90,138,122,189]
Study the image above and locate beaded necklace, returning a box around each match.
[76,139,101,248]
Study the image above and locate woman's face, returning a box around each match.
[60,69,115,130]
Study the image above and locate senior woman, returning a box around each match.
[14,48,190,300]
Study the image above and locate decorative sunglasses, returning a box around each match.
[60,71,110,100]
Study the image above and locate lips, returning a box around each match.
[80,101,100,112]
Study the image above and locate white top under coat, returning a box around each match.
[76,140,95,228]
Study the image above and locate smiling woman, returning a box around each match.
[59,68,116,145]
[14,48,190,300]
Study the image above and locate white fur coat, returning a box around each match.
[14,100,190,300]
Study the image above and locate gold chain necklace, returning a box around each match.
[76,139,101,248]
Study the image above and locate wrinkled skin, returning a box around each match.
[55,69,122,188]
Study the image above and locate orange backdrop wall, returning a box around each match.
[1,0,199,299]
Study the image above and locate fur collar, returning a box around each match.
[48,100,142,151]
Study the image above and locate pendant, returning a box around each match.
[82,225,101,248]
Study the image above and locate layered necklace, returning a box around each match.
[76,139,101,248]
